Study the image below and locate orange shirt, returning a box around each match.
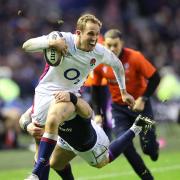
[84,72,107,87]
[91,48,156,105]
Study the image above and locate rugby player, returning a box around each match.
[22,14,135,179]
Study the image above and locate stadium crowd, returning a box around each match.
[0,0,180,149]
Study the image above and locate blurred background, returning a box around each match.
[0,0,180,179]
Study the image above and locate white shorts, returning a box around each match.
[57,121,110,166]
[31,91,79,126]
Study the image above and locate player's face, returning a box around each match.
[104,37,124,56]
[76,22,100,51]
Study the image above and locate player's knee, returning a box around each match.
[50,160,57,169]
[46,113,59,128]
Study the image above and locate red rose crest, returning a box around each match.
[90,58,96,66]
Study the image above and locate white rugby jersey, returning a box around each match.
[23,32,126,95]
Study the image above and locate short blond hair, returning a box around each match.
[76,14,102,31]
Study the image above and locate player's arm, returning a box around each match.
[22,31,67,55]
[133,71,160,112]
[19,107,32,131]
[133,53,161,111]
[19,107,44,140]
[143,70,161,99]
[137,51,161,101]
[54,91,93,119]
[103,50,135,108]
[22,35,49,52]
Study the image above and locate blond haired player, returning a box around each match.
[22,14,135,180]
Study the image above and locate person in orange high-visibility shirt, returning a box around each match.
[91,29,161,180]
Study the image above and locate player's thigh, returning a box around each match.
[46,101,76,129]
[31,93,53,126]
[49,101,75,121]
[50,145,76,170]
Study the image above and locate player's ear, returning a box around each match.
[76,30,81,36]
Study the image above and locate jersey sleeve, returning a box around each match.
[102,48,126,90]
[136,52,156,78]
[22,31,67,53]
[60,32,72,44]
[22,35,49,52]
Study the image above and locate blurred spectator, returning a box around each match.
[155,40,180,122]
[0,66,20,102]
[157,67,180,101]
[0,66,23,149]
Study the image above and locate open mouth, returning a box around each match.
[89,41,96,48]
[90,41,96,45]
[89,40,97,46]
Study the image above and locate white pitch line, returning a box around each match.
[77,164,180,180]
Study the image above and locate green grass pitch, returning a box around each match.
[0,122,179,180]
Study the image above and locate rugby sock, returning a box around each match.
[34,161,50,180]
[32,133,58,177]
[108,129,135,162]
[55,163,74,180]
[40,163,50,180]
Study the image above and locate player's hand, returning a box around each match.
[54,91,70,103]
[121,90,135,109]
[132,97,145,112]
[94,115,103,127]
[49,38,68,56]
[27,121,44,140]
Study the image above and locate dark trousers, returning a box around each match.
[111,100,159,179]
